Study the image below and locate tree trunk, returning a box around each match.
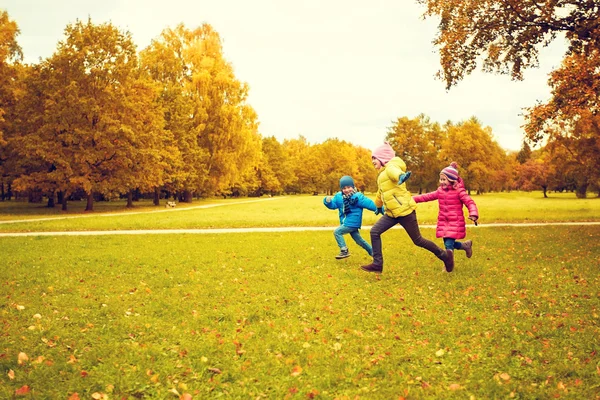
[183,189,193,203]
[47,191,55,208]
[0,183,4,201]
[61,194,68,211]
[575,184,587,199]
[29,190,43,203]
[85,192,94,211]
[126,190,134,208]
[153,187,160,206]
[542,185,548,198]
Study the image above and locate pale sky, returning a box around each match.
[3,0,568,152]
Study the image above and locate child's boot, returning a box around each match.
[461,240,473,258]
[335,248,350,259]
[438,249,454,272]
[360,263,383,273]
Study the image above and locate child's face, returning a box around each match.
[371,157,383,170]
[439,174,451,187]
[342,186,354,195]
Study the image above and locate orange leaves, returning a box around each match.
[8,369,15,380]
[68,393,81,400]
[15,385,31,396]
[233,340,245,356]
[290,365,302,377]
[494,372,511,383]
[17,352,28,365]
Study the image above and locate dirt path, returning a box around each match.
[0,221,599,237]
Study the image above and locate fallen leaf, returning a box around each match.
[291,365,302,377]
[449,383,461,390]
[207,367,222,374]
[500,373,511,381]
[68,393,81,400]
[7,369,15,380]
[15,385,31,396]
[180,394,193,400]
[32,356,45,364]
[435,349,445,357]
[17,352,28,365]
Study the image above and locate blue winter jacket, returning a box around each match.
[323,191,377,228]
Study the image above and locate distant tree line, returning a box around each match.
[0,10,598,211]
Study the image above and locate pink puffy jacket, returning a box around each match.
[413,179,479,239]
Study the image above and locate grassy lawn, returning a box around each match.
[0,191,599,232]
[1,225,599,398]
[1,192,599,398]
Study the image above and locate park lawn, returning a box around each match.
[0,191,599,233]
[1,225,599,399]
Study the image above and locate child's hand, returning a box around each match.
[374,207,384,215]
[469,215,478,226]
[398,171,412,185]
[325,196,333,203]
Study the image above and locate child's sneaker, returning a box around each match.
[335,249,350,259]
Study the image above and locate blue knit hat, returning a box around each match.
[339,175,355,189]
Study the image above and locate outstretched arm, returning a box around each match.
[413,190,439,203]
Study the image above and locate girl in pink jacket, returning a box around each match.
[413,162,479,272]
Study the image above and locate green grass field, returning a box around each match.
[1,192,599,399]
[0,191,599,232]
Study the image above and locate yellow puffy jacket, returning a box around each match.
[375,157,417,218]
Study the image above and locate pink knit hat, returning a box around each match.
[371,142,395,165]
[441,162,459,182]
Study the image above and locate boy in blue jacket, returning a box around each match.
[324,175,377,259]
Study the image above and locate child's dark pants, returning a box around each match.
[370,210,444,266]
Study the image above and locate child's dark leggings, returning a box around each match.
[370,210,445,266]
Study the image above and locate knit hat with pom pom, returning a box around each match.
[441,162,459,182]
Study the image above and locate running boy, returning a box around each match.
[324,175,377,259]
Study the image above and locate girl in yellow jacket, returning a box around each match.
[361,142,452,273]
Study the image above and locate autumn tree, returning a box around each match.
[386,114,445,193]
[418,0,600,89]
[419,1,600,196]
[524,49,600,197]
[0,11,22,200]
[255,136,296,196]
[140,24,261,201]
[514,150,560,197]
[283,136,313,194]
[14,19,166,210]
[516,141,532,164]
[440,117,509,193]
[355,146,379,193]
